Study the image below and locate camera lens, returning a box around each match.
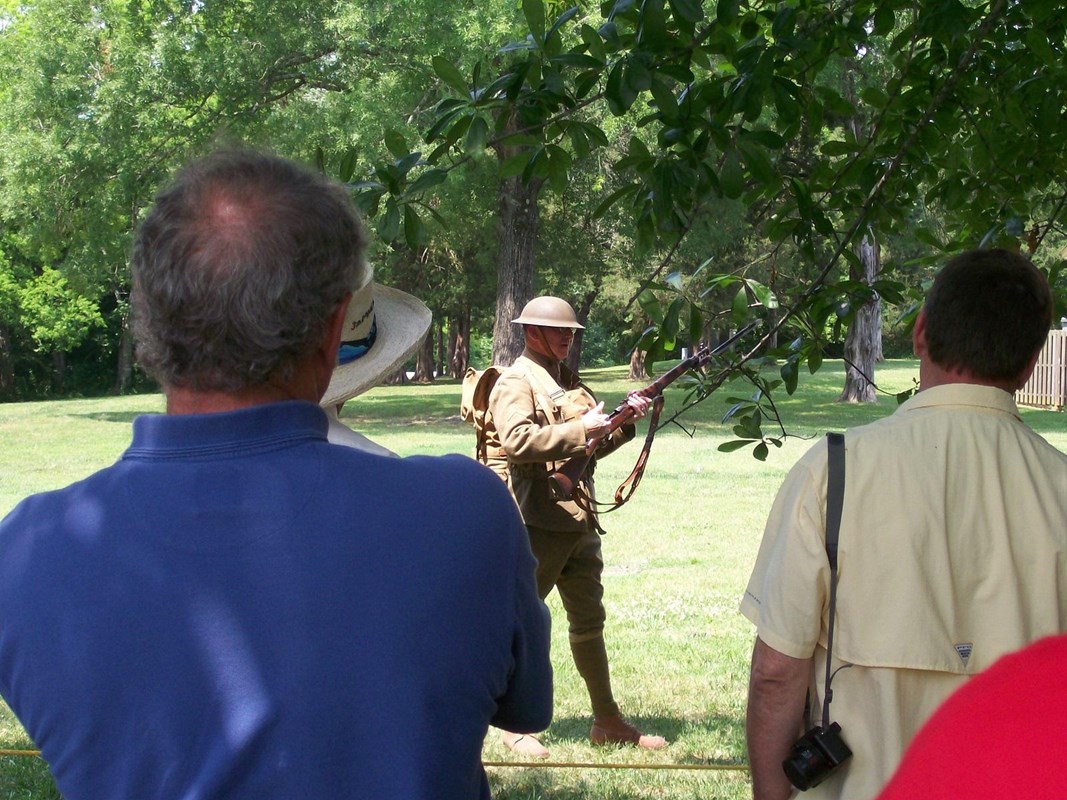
[782,723,852,791]
[783,744,823,791]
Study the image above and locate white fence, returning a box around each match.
[1017,329,1067,410]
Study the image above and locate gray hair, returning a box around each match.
[131,147,368,392]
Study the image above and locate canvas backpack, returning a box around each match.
[460,362,595,485]
[459,366,509,482]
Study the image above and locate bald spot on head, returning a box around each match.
[185,181,278,282]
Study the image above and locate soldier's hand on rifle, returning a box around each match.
[624,391,652,419]
[582,402,611,440]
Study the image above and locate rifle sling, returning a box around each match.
[571,393,666,519]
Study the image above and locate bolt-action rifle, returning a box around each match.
[548,321,759,505]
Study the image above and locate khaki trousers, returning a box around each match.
[527,524,619,719]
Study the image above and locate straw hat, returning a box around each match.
[320,276,432,408]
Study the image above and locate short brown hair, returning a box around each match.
[923,249,1052,382]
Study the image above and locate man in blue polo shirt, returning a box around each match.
[0,148,552,800]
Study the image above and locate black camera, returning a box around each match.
[782,722,852,791]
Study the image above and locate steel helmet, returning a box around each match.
[511,296,584,328]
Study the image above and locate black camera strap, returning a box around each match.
[822,432,845,729]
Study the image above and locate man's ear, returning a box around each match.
[912,308,928,359]
[524,324,547,357]
[1015,348,1042,390]
[317,293,351,375]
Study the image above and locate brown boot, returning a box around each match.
[501,730,550,758]
[590,714,667,750]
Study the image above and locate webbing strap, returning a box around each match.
[518,364,567,424]
[571,394,666,518]
[822,432,845,729]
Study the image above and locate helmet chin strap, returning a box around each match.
[525,325,556,361]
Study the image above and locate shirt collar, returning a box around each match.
[521,347,561,379]
[124,400,328,459]
[901,383,1022,420]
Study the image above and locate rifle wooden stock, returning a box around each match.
[547,348,710,501]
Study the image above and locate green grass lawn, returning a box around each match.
[1,359,1065,799]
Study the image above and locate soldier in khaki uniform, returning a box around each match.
[488,296,667,757]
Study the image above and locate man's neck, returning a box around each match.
[165,381,317,415]
[918,361,1021,394]
[522,347,561,377]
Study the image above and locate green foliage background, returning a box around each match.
[2,0,1067,401]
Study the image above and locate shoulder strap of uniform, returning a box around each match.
[516,358,567,422]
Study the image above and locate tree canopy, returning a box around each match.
[343,0,1067,449]
[0,0,1064,437]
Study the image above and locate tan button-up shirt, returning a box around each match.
[741,383,1067,800]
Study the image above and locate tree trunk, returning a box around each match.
[628,348,649,381]
[491,117,543,366]
[412,328,435,383]
[109,277,135,394]
[838,60,883,404]
[838,228,882,403]
[566,282,601,373]
[0,322,14,398]
[435,318,446,377]
[449,312,470,377]
[114,324,135,393]
[51,350,66,395]
[383,367,409,386]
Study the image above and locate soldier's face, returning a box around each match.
[529,325,575,361]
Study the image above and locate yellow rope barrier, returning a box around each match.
[484,760,749,771]
[0,749,750,773]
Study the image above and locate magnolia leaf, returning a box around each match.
[500,151,533,179]
[716,0,741,25]
[464,116,489,155]
[546,5,580,42]
[718,439,753,453]
[522,0,546,43]
[395,152,421,176]
[720,148,744,198]
[338,148,359,183]
[732,285,749,318]
[668,0,705,24]
[807,348,823,374]
[638,289,664,324]
[406,168,448,196]
[403,205,423,249]
[873,5,895,35]
[424,108,465,143]
[432,56,467,94]
[383,130,408,160]
[592,183,638,218]
[379,202,401,242]
[688,301,703,345]
[606,61,639,115]
[781,360,798,394]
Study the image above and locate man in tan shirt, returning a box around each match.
[488,296,667,757]
[741,249,1067,800]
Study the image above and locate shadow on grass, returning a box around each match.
[487,712,749,800]
[73,411,143,424]
[0,755,59,799]
[541,712,744,757]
